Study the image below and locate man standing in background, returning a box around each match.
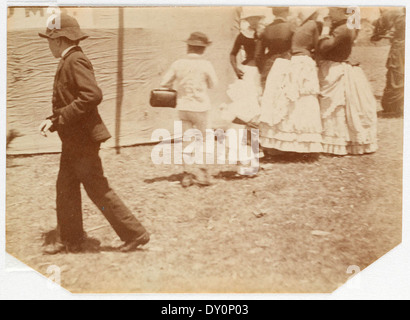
[371,8,406,116]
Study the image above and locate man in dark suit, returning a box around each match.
[39,13,150,254]
[371,8,405,115]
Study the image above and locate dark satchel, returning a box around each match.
[150,88,177,108]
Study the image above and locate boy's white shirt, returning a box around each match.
[161,53,218,113]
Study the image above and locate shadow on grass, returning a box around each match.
[42,229,145,254]
[377,111,403,119]
[260,151,320,164]
[6,158,22,169]
[144,173,184,184]
[6,164,22,169]
[212,170,257,181]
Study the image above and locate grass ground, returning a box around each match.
[5,45,403,293]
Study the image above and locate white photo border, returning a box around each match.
[1,0,409,300]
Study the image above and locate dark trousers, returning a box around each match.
[382,41,405,114]
[382,69,404,114]
[56,142,146,244]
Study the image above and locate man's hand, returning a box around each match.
[39,119,53,137]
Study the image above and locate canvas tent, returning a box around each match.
[7,7,243,155]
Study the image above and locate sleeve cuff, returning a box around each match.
[46,114,63,132]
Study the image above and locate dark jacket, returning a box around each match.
[318,20,358,62]
[255,18,294,71]
[48,46,111,144]
[230,32,259,66]
[292,20,322,58]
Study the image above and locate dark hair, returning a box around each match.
[272,7,290,16]
[187,45,206,55]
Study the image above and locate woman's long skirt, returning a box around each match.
[382,39,405,114]
[318,60,378,155]
[259,55,324,153]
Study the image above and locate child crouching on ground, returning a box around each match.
[160,32,218,187]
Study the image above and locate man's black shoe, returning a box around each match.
[120,232,150,253]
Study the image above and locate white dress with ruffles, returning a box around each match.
[225,64,262,124]
[318,61,378,155]
[259,55,324,153]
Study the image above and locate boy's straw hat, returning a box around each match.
[39,13,89,41]
[186,32,212,47]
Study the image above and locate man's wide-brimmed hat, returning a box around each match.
[39,13,89,41]
[186,32,212,47]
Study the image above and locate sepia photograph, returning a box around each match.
[3,3,407,296]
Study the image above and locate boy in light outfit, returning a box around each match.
[161,32,218,187]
